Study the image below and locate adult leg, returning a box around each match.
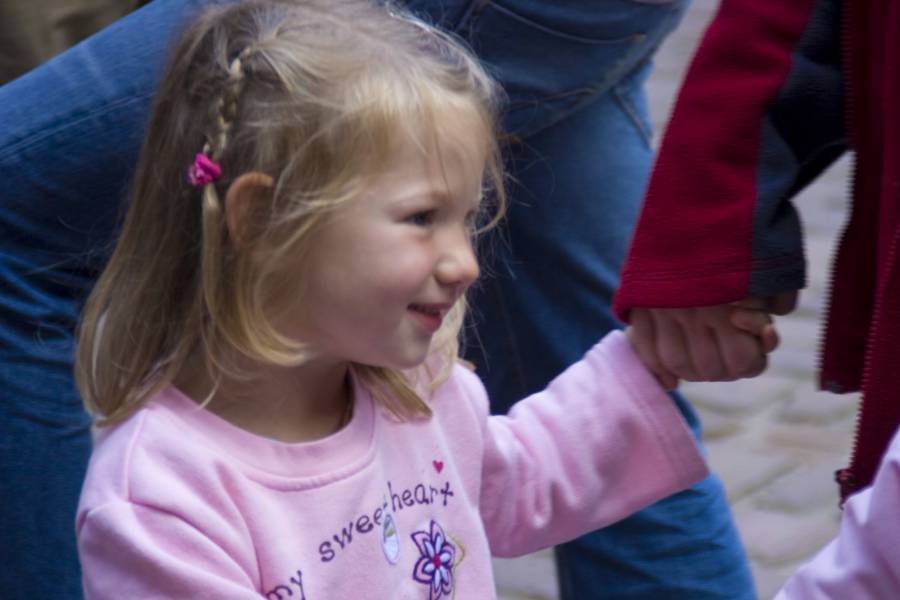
[448,1,756,597]
[0,1,214,596]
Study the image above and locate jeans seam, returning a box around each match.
[506,86,594,112]
[0,91,155,161]
[613,82,653,148]
[507,56,642,140]
[483,0,635,44]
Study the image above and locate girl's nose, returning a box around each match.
[436,233,479,289]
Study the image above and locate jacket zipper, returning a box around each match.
[827,0,861,506]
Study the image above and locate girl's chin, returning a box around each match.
[376,351,432,372]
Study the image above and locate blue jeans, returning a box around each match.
[0,0,754,598]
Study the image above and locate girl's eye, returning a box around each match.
[406,210,436,227]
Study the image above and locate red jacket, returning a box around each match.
[614,0,900,500]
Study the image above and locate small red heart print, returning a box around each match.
[432,460,444,474]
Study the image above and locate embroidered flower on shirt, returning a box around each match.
[411,519,455,599]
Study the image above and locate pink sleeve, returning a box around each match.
[78,501,261,599]
[475,331,708,557]
[775,429,900,599]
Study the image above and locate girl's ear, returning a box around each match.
[224,172,275,247]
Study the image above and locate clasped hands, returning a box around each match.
[626,291,798,390]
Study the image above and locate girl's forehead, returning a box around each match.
[347,99,494,202]
[386,134,486,187]
[400,113,489,171]
[349,133,485,213]
[405,99,490,153]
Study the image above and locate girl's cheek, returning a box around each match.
[386,249,434,274]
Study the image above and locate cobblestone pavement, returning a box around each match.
[495,1,856,598]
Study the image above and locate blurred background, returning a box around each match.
[0,0,150,84]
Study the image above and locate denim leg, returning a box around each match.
[453,1,756,598]
[472,65,755,600]
[0,1,214,596]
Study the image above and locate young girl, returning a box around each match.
[74,1,772,597]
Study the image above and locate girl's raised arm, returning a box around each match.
[470,331,708,557]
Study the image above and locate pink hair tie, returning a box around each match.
[187,153,222,187]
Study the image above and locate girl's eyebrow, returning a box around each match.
[425,190,482,212]
[391,186,480,209]
[390,187,447,204]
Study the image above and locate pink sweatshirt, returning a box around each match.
[775,425,900,599]
[76,331,707,599]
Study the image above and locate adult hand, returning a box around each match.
[626,297,785,390]
[732,290,799,315]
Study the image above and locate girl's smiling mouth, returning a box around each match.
[408,303,450,332]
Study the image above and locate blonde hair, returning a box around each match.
[75,0,505,425]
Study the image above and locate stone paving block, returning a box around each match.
[704,440,797,501]
[776,389,860,426]
[753,462,846,513]
[771,317,820,353]
[764,421,856,457]
[694,406,744,440]
[801,184,848,209]
[795,288,826,319]
[802,209,848,237]
[494,549,558,600]
[735,502,839,567]
[682,375,796,416]
[803,236,839,291]
[795,177,849,210]
[767,346,817,376]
